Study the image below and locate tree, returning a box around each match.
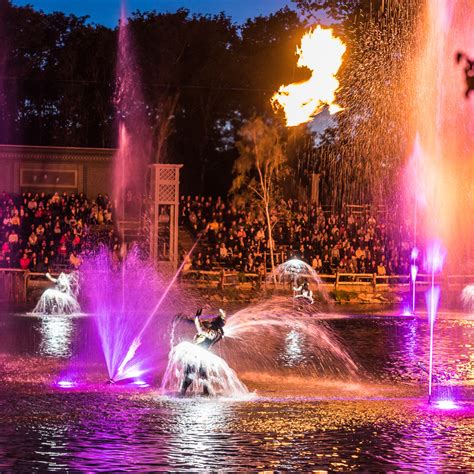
[231,116,288,281]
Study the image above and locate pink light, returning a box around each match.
[411,264,418,282]
[435,400,458,410]
[57,380,76,389]
[423,241,446,274]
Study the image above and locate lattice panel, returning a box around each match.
[159,168,177,181]
[158,184,176,202]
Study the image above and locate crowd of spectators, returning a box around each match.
[0,191,117,272]
[1,190,416,277]
[180,195,415,276]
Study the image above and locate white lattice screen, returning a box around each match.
[149,164,182,269]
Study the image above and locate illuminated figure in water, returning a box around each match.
[46,272,69,292]
[32,271,81,315]
[180,308,226,396]
[293,281,314,305]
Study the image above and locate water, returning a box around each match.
[113,4,151,220]
[161,341,249,397]
[81,248,183,383]
[1,309,473,471]
[31,272,81,316]
[407,0,474,268]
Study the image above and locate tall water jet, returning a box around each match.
[423,241,446,402]
[410,247,419,314]
[113,3,151,221]
[405,0,473,404]
[408,0,474,270]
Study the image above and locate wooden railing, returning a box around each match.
[0,268,28,302]
[1,267,473,303]
[180,269,473,291]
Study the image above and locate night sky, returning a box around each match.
[11,0,294,26]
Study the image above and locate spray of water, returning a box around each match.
[423,241,446,402]
[32,272,81,316]
[222,297,358,379]
[160,342,249,397]
[81,248,175,382]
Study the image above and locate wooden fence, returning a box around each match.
[1,268,473,303]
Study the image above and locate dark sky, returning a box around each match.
[11,0,295,26]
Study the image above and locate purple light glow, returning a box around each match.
[435,400,459,410]
[81,248,178,383]
[425,284,441,399]
[410,264,418,283]
[411,247,419,261]
[425,285,441,324]
[57,380,77,389]
[132,380,150,388]
[423,241,446,274]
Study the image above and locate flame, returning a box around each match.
[271,26,346,127]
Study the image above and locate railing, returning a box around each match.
[1,267,473,303]
[180,269,474,291]
[180,269,261,289]
[0,268,28,302]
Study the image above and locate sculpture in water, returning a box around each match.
[32,272,81,316]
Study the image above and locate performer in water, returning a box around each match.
[180,308,226,396]
[46,272,68,293]
[293,281,314,305]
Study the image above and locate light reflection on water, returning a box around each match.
[0,312,472,471]
[0,393,472,471]
[39,316,74,358]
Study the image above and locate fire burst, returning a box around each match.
[271,26,346,127]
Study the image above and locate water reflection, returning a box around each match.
[0,313,473,471]
[167,399,235,469]
[39,316,73,357]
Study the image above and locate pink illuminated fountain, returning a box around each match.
[408,0,474,268]
[113,3,151,221]
[423,241,446,403]
[81,247,182,383]
[407,0,474,405]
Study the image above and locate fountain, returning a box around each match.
[271,258,327,309]
[406,0,473,404]
[423,241,446,402]
[113,3,151,223]
[159,296,357,397]
[222,297,358,378]
[410,247,419,314]
[461,284,474,311]
[408,0,474,266]
[80,247,187,384]
[31,272,81,316]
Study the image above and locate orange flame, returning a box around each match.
[271,26,346,127]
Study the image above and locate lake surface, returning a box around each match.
[0,308,473,471]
